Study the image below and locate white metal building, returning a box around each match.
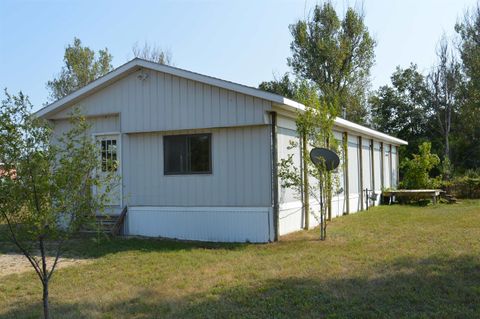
[36,58,407,243]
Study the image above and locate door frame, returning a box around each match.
[92,132,123,207]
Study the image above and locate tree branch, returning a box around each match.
[1,210,44,281]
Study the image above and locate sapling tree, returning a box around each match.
[0,91,117,319]
[278,82,340,240]
[399,142,440,189]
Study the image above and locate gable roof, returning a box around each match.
[35,58,304,118]
[35,58,407,145]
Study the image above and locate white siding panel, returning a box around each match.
[50,70,271,132]
[277,115,303,235]
[277,116,297,130]
[331,196,345,218]
[52,115,120,137]
[362,139,372,191]
[348,135,361,213]
[123,126,271,207]
[384,145,392,189]
[373,142,382,190]
[361,139,374,208]
[279,201,303,236]
[127,206,272,243]
[392,146,398,187]
[332,131,346,218]
[373,141,382,205]
[277,127,301,204]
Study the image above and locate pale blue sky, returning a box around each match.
[0,0,477,111]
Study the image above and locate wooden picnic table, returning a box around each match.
[382,189,444,204]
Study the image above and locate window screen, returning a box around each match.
[164,133,211,175]
[101,139,118,172]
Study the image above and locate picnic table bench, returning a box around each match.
[382,189,444,204]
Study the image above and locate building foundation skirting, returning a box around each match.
[126,206,273,243]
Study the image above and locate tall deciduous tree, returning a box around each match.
[132,42,173,65]
[0,91,116,319]
[426,38,462,177]
[455,5,480,170]
[369,64,429,157]
[259,73,297,99]
[47,37,113,101]
[288,3,375,123]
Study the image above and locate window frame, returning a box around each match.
[100,138,118,172]
[92,132,122,207]
[163,133,212,175]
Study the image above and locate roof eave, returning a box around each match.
[33,58,407,146]
[333,118,408,145]
[272,103,408,146]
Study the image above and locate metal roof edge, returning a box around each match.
[333,117,408,145]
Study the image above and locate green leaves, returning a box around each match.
[453,5,480,171]
[400,142,440,190]
[258,73,297,99]
[288,3,375,123]
[46,37,113,101]
[369,64,429,158]
[0,90,118,271]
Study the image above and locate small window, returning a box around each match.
[101,139,118,172]
[164,133,211,175]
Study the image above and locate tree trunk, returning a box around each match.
[327,172,332,221]
[445,133,450,162]
[43,280,49,319]
[39,238,50,319]
[302,132,310,229]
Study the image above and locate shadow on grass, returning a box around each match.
[0,224,248,259]
[2,254,479,318]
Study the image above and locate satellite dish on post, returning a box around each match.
[310,148,340,171]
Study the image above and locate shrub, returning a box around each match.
[399,142,440,189]
[442,176,480,199]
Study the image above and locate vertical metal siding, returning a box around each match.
[276,121,303,236]
[391,146,398,187]
[52,115,120,136]
[362,138,373,191]
[277,127,301,204]
[384,145,392,189]
[331,131,346,218]
[50,70,271,131]
[373,142,382,191]
[122,126,271,207]
[347,135,361,212]
[373,141,383,205]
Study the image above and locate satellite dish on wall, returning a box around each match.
[310,148,340,171]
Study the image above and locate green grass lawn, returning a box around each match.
[1,201,479,318]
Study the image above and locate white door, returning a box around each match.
[95,134,121,206]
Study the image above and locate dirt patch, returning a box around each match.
[0,253,90,277]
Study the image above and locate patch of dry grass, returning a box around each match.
[0,253,91,278]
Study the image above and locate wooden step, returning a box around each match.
[79,206,127,235]
[80,215,120,233]
[440,193,457,204]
